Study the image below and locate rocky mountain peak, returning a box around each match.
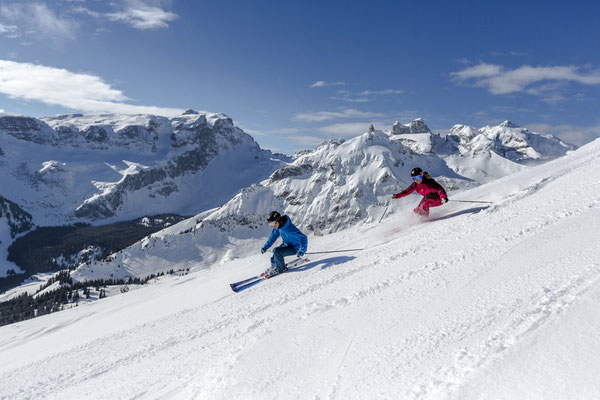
[500,120,519,128]
[0,114,54,143]
[391,118,431,135]
[0,110,287,225]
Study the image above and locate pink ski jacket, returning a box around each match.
[393,177,448,199]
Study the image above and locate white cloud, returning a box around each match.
[243,127,301,137]
[329,96,370,103]
[452,63,503,81]
[309,81,346,88]
[106,0,178,30]
[452,63,600,95]
[265,128,301,135]
[0,60,182,116]
[0,2,79,42]
[360,89,404,96]
[294,108,383,122]
[318,122,376,137]
[72,6,102,19]
[0,22,18,38]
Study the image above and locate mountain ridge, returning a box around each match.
[0,111,576,292]
[0,110,288,225]
[66,119,575,284]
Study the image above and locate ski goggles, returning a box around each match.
[412,174,423,181]
[268,220,278,227]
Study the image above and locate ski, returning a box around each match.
[230,258,310,292]
[231,278,263,292]
[230,275,260,289]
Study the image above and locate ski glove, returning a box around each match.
[441,197,448,204]
[261,247,267,254]
[297,250,305,257]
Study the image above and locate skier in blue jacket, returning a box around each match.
[261,211,308,277]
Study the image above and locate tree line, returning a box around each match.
[0,268,188,327]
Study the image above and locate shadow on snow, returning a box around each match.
[428,206,488,222]
[290,256,356,273]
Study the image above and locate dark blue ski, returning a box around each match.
[229,275,260,289]
[230,278,263,292]
[230,258,310,292]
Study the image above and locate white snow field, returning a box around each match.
[0,138,599,400]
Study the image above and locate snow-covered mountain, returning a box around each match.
[1,136,598,399]
[68,120,575,283]
[1,111,572,233]
[68,128,461,282]
[391,119,575,182]
[0,110,287,226]
[0,112,575,291]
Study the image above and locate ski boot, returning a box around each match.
[261,266,288,279]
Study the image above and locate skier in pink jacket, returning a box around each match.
[392,167,448,216]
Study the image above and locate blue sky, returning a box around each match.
[1,0,599,154]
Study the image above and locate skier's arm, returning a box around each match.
[298,234,307,254]
[263,229,280,250]
[439,186,448,199]
[429,180,448,199]
[392,182,417,199]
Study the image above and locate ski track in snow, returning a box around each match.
[1,142,600,399]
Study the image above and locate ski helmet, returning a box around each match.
[410,167,423,177]
[267,211,281,223]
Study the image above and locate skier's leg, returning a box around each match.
[272,245,297,272]
[414,197,428,215]
[420,195,442,215]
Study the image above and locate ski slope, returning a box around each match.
[0,139,599,399]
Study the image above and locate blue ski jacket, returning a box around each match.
[263,215,308,253]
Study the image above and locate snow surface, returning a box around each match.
[0,138,599,399]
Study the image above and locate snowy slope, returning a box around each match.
[0,137,598,399]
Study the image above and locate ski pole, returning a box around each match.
[305,248,364,255]
[449,200,493,204]
[378,201,390,223]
